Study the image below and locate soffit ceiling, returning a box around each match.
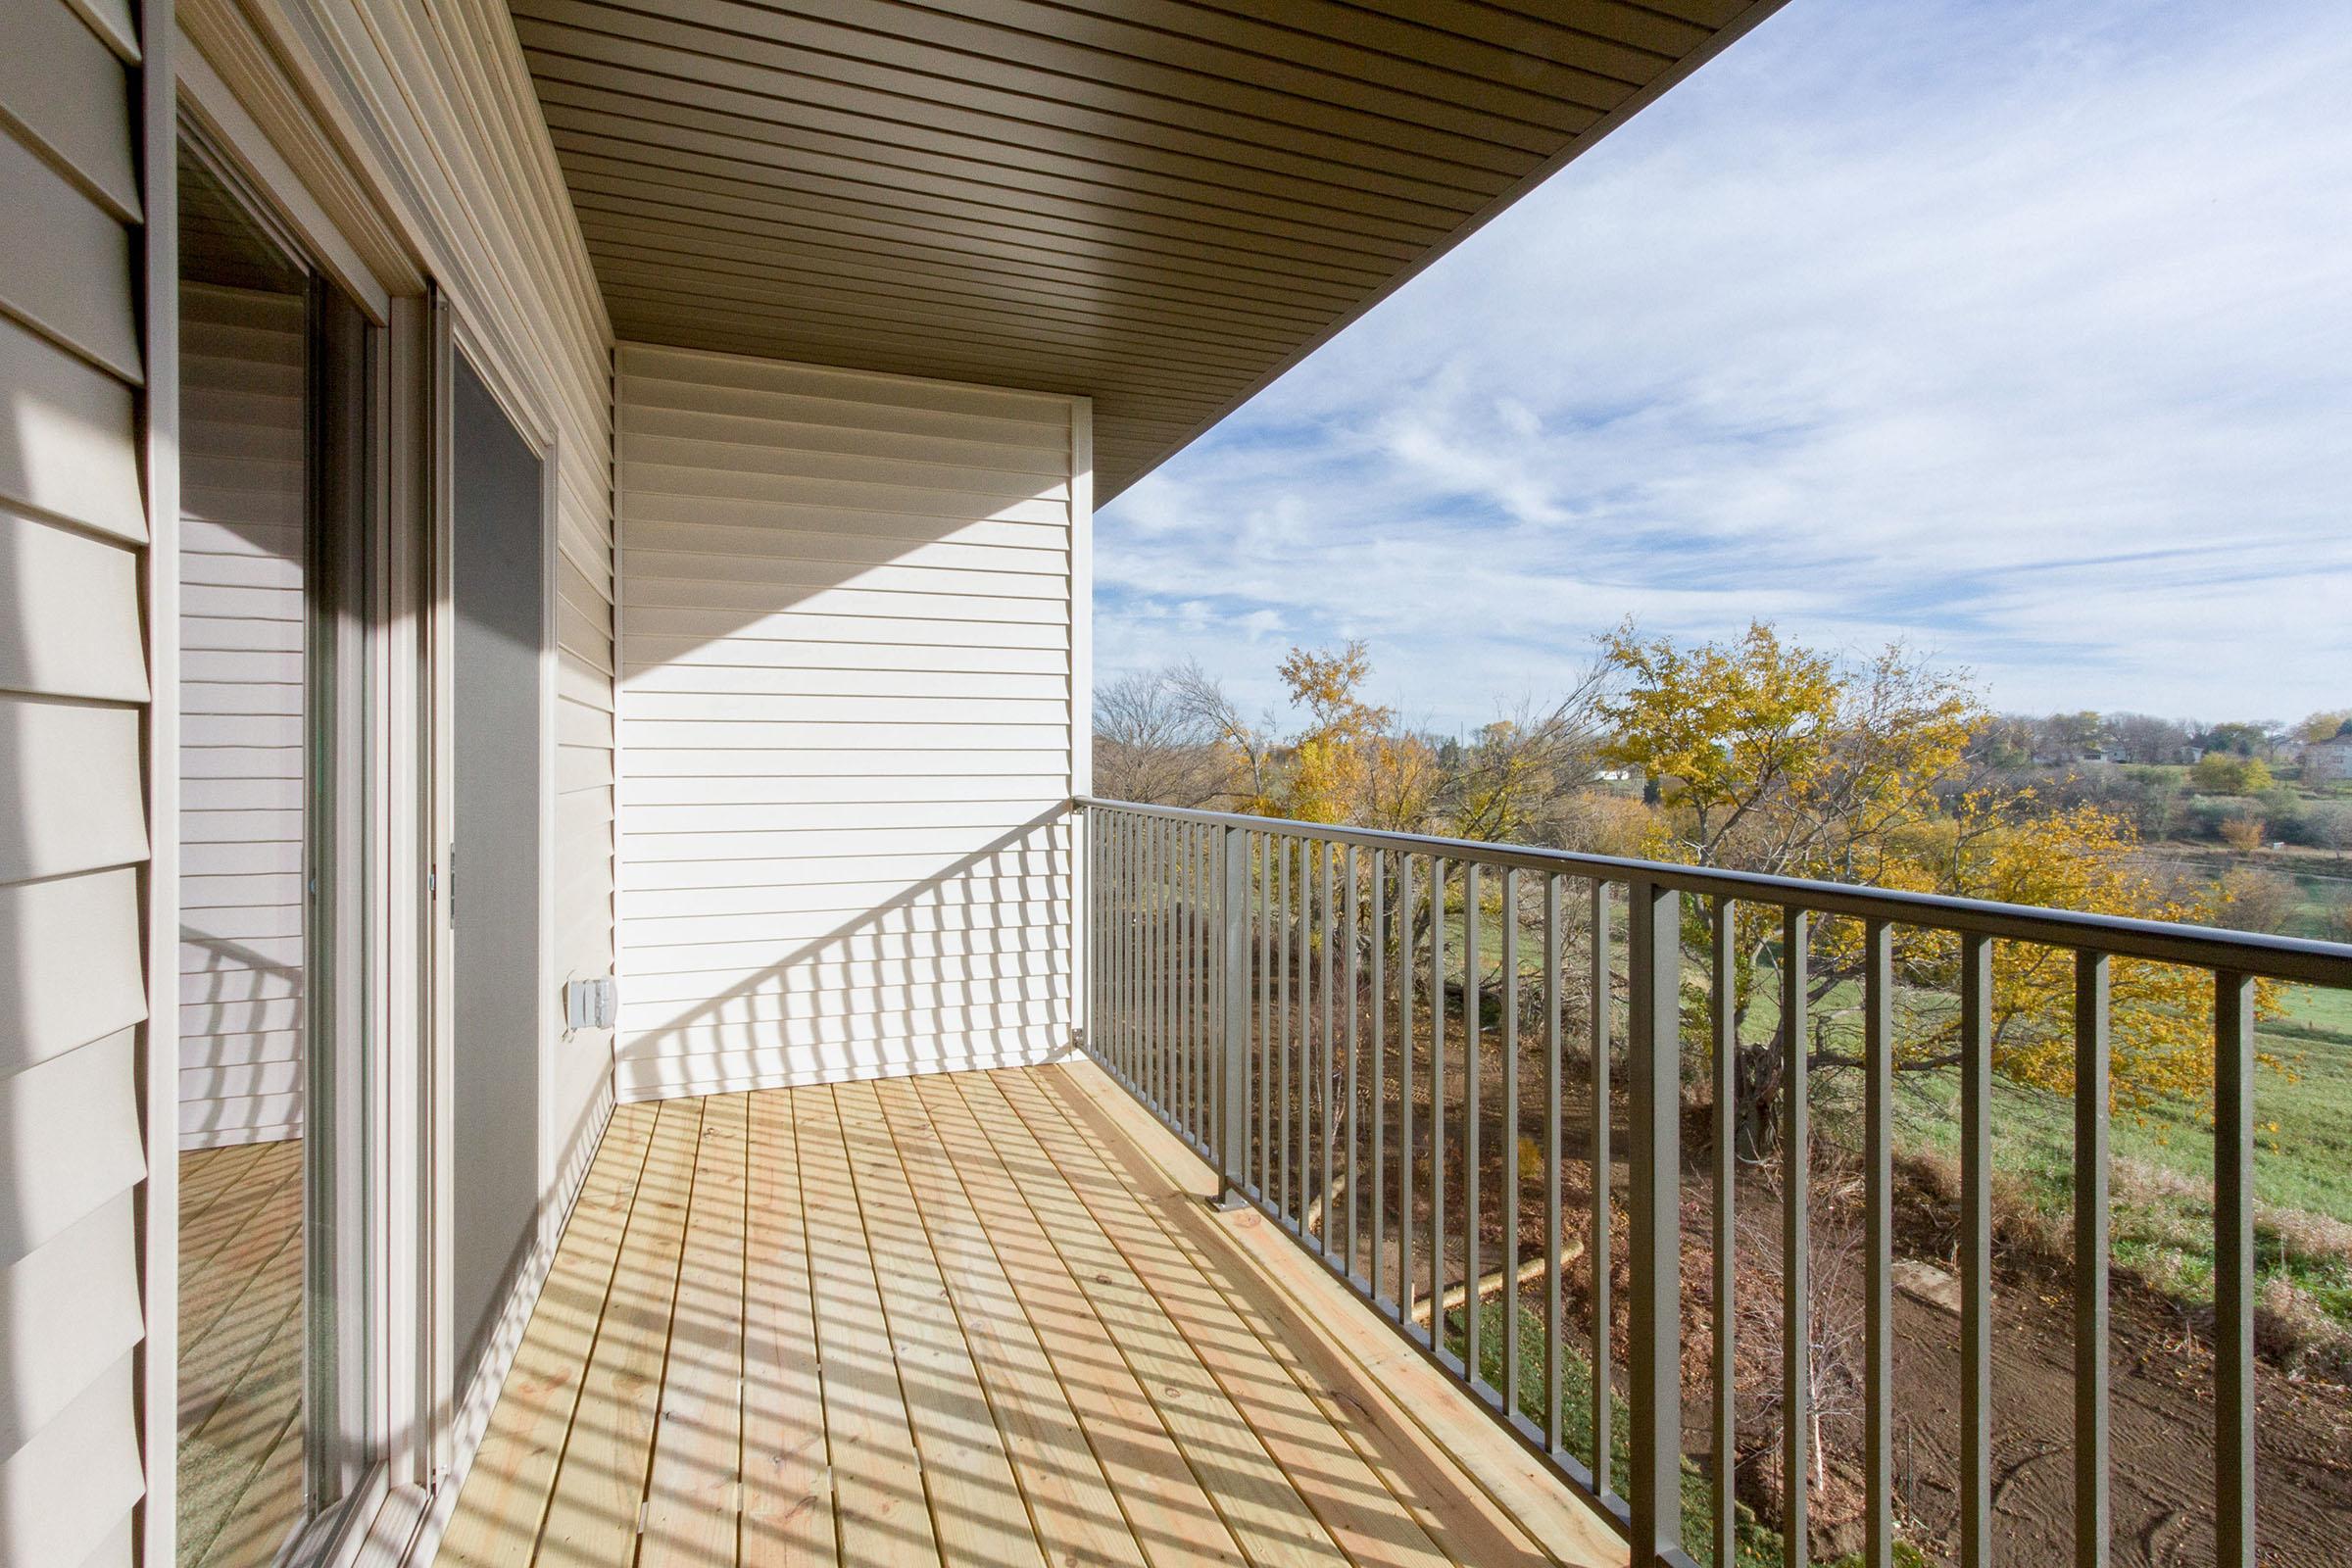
[513,0,1786,498]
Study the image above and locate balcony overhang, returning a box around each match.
[511,0,1787,497]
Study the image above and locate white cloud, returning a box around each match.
[1095,0,2352,730]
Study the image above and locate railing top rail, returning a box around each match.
[1075,796,2352,989]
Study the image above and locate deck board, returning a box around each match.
[176,1138,306,1568]
[444,1062,1622,1566]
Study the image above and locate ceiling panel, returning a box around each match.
[514,0,1785,496]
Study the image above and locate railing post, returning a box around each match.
[1628,876,1683,1564]
[1218,822,1250,1204]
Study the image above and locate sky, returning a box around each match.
[1092,0,2352,737]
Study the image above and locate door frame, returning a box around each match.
[421,296,563,1489]
[170,44,413,1568]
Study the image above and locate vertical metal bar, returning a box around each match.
[1260,832,1272,1197]
[1592,879,1615,1494]
[1864,920,1893,1568]
[1464,861,1483,1377]
[2215,969,2255,1568]
[1783,906,1810,1568]
[1144,815,1158,1110]
[1960,933,1993,1568]
[2075,952,2111,1568]
[1277,835,1292,1217]
[1323,841,1338,1256]
[1398,854,1416,1323]
[1192,822,1205,1137]
[1371,848,1389,1304]
[1346,844,1361,1276]
[1629,878,1684,1566]
[1307,841,1326,1241]
[1501,867,1521,1418]
[1091,808,1101,1067]
[1430,858,1448,1341]
[1116,814,1130,1084]
[1713,898,1738,1568]
[1219,823,1250,1200]
[1544,873,1565,1455]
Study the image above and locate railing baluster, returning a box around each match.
[1346,844,1361,1277]
[1116,814,1131,1086]
[1629,877,1683,1566]
[1398,853,1417,1322]
[1713,897,1738,1568]
[1464,861,1483,1378]
[1592,878,1615,1495]
[1864,919,1893,1568]
[1784,906,1810,1568]
[1501,867,1521,1420]
[2075,952,2111,1568]
[1277,835,1292,1219]
[2215,969,2255,1568]
[1431,858,1448,1352]
[1544,873,1565,1456]
[1218,823,1249,1200]
[1323,840,1339,1258]
[1300,836,1317,1240]
[1145,815,1159,1111]
[1260,831,1273,1198]
[1961,932,1993,1568]
[1371,848,1389,1305]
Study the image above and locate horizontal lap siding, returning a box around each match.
[177,284,307,1150]
[0,2,154,1562]
[615,344,1081,1100]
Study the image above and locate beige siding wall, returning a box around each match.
[177,283,309,1150]
[0,1,157,1563]
[615,344,1085,1101]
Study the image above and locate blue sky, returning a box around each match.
[1093,0,2352,735]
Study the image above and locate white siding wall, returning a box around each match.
[0,0,161,1562]
[615,344,1086,1101]
[177,283,308,1150]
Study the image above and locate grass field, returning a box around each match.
[1879,984,2352,1332]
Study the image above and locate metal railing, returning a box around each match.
[1074,797,2352,1568]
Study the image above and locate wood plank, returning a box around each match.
[640,1092,749,1565]
[875,1074,1187,1568]
[442,1102,659,1566]
[536,1098,703,1565]
[740,1086,839,1567]
[1050,1060,1625,1568]
[992,1068,1461,1568]
[943,1071,1346,1568]
[793,1084,942,1564]
[1044,1064,1567,1568]
[833,1079,1047,1568]
[191,1396,302,1568]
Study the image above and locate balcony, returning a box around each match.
[439,799,2352,1568]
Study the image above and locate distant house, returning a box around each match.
[2308,733,2352,781]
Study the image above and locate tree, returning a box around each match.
[1164,660,1276,811]
[2218,868,2300,935]
[1093,665,1229,807]
[1597,620,1981,882]
[1274,641,1391,823]
[2106,711,2189,764]
[2293,710,2352,744]
[2192,752,2273,794]
[1596,622,2276,1152]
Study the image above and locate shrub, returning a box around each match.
[2193,753,2274,794]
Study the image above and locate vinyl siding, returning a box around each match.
[615,343,1084,1100]
[0,1,156,1561]
[177,283,308,1150]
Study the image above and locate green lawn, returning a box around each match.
[1886,984,2352,1330]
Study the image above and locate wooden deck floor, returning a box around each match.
[178,1137,307,1568]
[441,1060,1622,1567]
